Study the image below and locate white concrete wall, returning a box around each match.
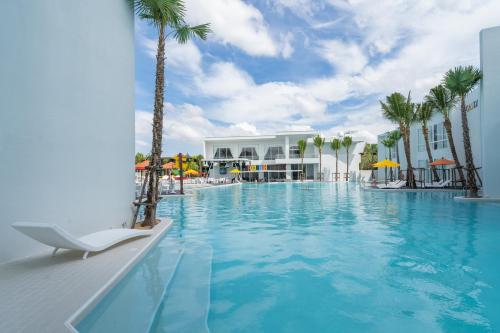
[0,0,135,263]
[480,26,500,198]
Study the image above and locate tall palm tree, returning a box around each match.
[381,137,395,181]
[342,136,353,181]
[330,138,341,181]
[388,130,402,178]
[313,135,325,181]
[380,92,417,188]
[134,0,210,226]
[416,102,440,182]
[444,66,482,197]
[297,139,307,181]
[425,85,465,185]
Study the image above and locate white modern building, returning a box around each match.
[377,25,500,197]
[377,88,481,185]
[0,0,135,263]
[203,131,366,182]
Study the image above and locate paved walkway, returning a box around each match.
[0,219,172,333]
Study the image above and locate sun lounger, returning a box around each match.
[377,180,405,189]
[11,223,153,259]
[426,179,451,188]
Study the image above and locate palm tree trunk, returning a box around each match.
[443,117,465,186]
[401,126,416,188]
[422,125,440,182]
[301,156,304,181]
[144,24,166,226]
[395,143,400,179]
[335,150,338,181]
[319,151,322,181]
[388,147,393,181]
[346,148,349,181]
[460,96,479,197]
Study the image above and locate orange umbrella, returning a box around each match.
[135,160,150,171]
[429,158,455,166]
[163,162,175,170]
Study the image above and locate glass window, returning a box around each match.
[239,147,259,160]
[417,129,425,152]
[289,145,300,158]
[214,148,233,159]
[264,146,285,160]
[431,123,448,150]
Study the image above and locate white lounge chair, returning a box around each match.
[11,223,153,259]
[377,180,406,189]
[426,179,451,188]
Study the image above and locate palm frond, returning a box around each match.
[444,65,482,97]
[174,23,211,43]
[342,136,353,148]
[330,138,341,151]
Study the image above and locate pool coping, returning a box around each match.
[64,218,173,332]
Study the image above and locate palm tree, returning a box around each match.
[416,102,440,182]
[380,92,417,188]
[381,137,395,181]
[297,139,307,181]
[313,135,325,181]
[425,85,465,185]
[342,136,353,181]
[330,138,341,181]
[134,0,210,226]
[388,130,402,178]
[444,66,482,197]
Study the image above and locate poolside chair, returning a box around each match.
[11,223,153,260]
[426,179,451,188]
[377,180,405,189]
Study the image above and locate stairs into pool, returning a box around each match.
[147,243,213,333]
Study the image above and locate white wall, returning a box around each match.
[0,0,135,263]
[480,26,500,198]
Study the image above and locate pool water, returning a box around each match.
[78,183,500,333]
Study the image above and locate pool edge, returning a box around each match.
[64,218,173,333]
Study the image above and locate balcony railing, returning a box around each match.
[288,153,319,159]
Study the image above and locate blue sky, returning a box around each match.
[134,0,500,156]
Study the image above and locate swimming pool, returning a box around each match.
[78,183,500,332]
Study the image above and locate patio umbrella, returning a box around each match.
[372,160,400,168]
[163,162,175,170]
[429,158,455,166]
[135,160,149,171]
[373,160,400,184]
[185,169,199,176]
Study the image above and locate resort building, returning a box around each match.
[377,87,481,185]
[377,25,500,197]
[0,0,135,263]
[203,131,366,182]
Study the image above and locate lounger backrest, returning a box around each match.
[12,223,87,250]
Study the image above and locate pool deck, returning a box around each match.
[0,219,172,333]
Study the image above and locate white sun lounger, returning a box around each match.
[12,223,153,259]
[377,180,405,189]
[426,179,451,188]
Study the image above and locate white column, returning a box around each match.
[480,26,500,198]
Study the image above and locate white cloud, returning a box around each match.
[185,0,281,57]
[316,39,368,74]
[196,62,254,98]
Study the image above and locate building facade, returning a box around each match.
[377,88,481,185]
[203,131,366,182]
[377,25,500,196]
[0,0,135,263]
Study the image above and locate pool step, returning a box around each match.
[148,243,213,333]
[76,242,184,333]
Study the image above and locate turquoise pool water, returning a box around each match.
[78,183,500,332]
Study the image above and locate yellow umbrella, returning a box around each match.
[373,160,400,168]
[185,169,199,176]
[230,169,241,174]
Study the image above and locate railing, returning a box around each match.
[287,153,319,159]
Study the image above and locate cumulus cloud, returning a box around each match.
[316,39,368,74]
[185,0,284,57]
